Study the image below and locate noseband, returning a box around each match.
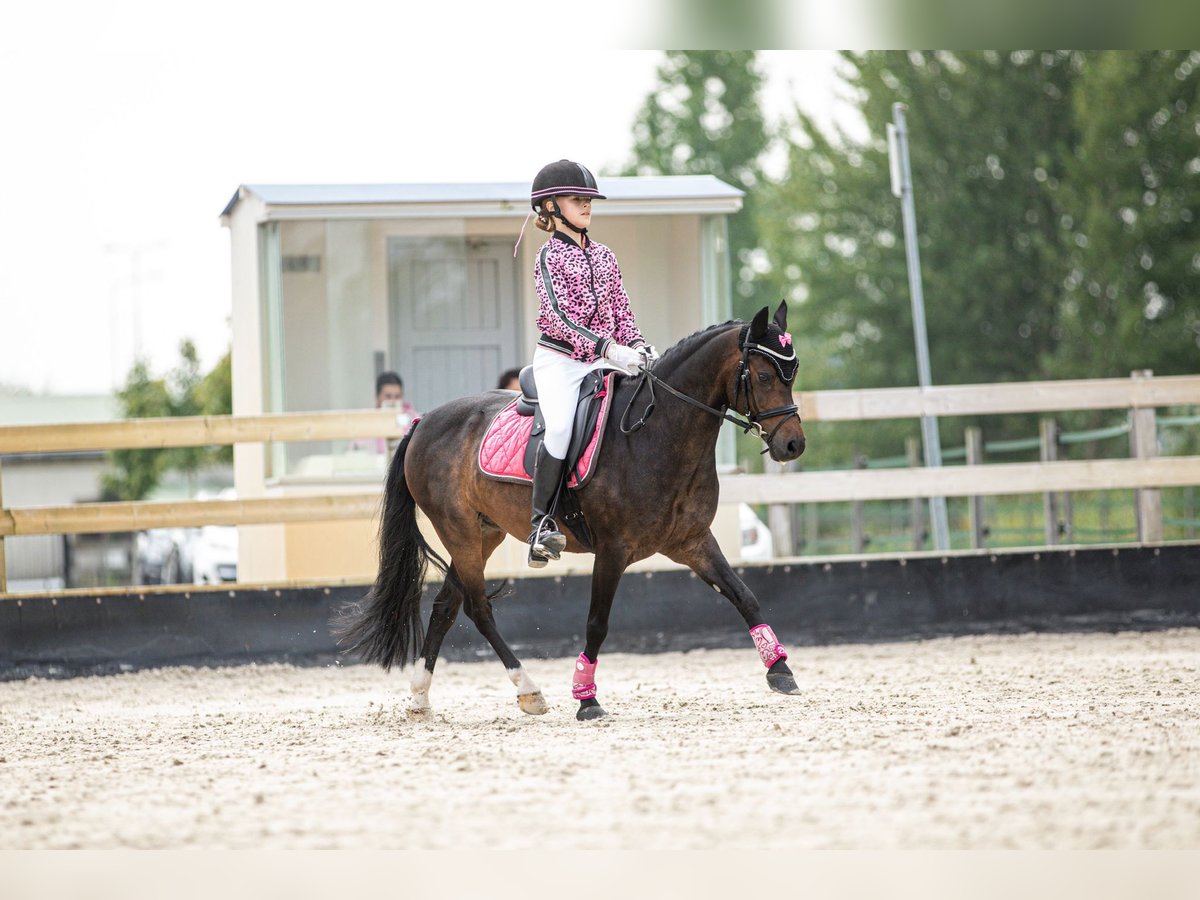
[619,331,800,455]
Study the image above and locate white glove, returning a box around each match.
[603,342,645,374]
[639,344,660,365]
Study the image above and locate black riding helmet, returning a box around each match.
[530,159,606,235]
[530,159,607,209]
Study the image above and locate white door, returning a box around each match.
[388,236,521,414]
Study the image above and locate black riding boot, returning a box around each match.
[528,445,568,568]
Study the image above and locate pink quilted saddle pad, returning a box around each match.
[477,375,614,488]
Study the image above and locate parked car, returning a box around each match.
[133,488,238,585]
[134,528,193,585]
[739,503,774,562]
[191,524,238,584]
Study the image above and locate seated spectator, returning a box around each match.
[496,368,521,391]
[353,371,417,454]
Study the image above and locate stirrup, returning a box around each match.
[528,519,566,568]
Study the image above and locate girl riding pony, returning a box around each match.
[525,159,656,567]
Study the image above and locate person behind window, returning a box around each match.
[354,371,417,454]
[496,368,521,391]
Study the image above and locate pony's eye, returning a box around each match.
[757,371,771,384]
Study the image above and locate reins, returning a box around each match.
[619,338,800,455]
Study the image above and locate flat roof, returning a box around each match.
[221,175,743,220]
[0,391,118,427]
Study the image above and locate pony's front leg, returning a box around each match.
[574,549,627,721]
[668,532,801,696]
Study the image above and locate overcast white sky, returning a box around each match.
[0,5,861,395]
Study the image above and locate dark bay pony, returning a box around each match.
[338,302,807,720]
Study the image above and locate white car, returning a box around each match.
[191,524,238,584]
[134,528,193,584]
[739,503,774,562]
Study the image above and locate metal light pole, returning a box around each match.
[888,102,951,551]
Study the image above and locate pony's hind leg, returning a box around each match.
[668,531,801,696]
[409,527,511,718]
[408,571,466,718]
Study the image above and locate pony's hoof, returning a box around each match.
[766,671,801,695]
[407,705,432,720]
[576,700,607,721]
[518,691,550,715]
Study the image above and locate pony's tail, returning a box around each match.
[334,422,447,670]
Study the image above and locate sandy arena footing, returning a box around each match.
[2,629,1198,849]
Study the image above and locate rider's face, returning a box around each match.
[551,195,592,231]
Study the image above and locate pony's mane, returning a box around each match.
[659,319,741,366]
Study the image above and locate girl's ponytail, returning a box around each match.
[534,201,556,233]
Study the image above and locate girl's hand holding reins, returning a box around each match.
[604,342,646,375]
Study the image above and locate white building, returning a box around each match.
[220,176,744,583]
[0,391,117,590]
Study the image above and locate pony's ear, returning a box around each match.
[773,300,788,331]
[749,306,770,341]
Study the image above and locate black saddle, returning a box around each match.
[515,364,610,483]
[514,364,614,552]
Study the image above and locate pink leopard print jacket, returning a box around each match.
[535,232,646,363]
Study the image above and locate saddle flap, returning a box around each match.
[478,371,617,492]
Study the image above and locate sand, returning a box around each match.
[1,628,1198,849]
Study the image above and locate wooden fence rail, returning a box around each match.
[718,456,1200,505]
[0,494,382,538]
[1,371,1198,592]
[798,373,1200,421]
[0,409,409,455]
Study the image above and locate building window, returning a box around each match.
[259,220,521,480]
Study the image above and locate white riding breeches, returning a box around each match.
[531,347,616,459]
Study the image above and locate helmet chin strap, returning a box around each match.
[549,199,588,237]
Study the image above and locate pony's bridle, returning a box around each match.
[619,331,801,456]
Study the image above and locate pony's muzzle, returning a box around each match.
[784,435,806,458]
[769,425,806,462]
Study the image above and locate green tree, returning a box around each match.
[760,51,1200,464]
[767,52,1083,388]
[761,51,1092,462]
[102,343,233,500]
[197,350,233,464]
[624,50,772,319]
[102,360,173,501]
[164,340,206,488]
[1058,50,1200,379]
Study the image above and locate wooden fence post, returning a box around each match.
[1039,418,1060,546]
[1130,369,1163,543]
[965,426,985,549]
[851,452,868,554]
[906,437,924,550]
[765,458,794,557]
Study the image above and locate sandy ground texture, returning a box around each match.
[2,628,1198,849]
